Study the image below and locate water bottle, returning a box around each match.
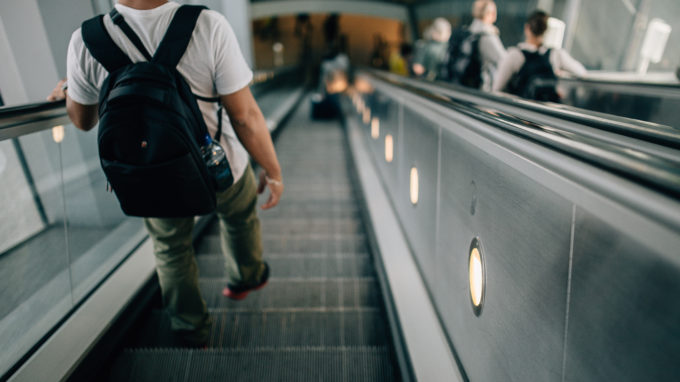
[201,134,233,191]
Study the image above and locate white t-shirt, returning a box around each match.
[67,1,253,182]
[492,42,587,93]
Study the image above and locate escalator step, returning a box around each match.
[205,310,389,347]
[195,234,369,255]
[109,347,397,382]
[205,217,364,236]
[262,218,364,235]
[196,255,374,278]
[199,278,380,309]
[131,309,390,348]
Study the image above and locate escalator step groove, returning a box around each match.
[109,347,396,382]
[195,234,369,254]
[196,255,374,278]
[199,278,380,309]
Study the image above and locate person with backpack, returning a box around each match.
[51,0,283,346]
[442,0,506,90]
[493,10,586,102]
[412,18,451,81]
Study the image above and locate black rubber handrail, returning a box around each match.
[363,71,680,199]
[371,70,680,149]
[559,75,680,89]
[0,66,302,139]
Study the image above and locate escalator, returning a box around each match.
[98,99,401,381]
[4,66,680,381]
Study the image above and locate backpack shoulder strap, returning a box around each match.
[109,8,153,61]
[81,15,132,73]
[152,5,206,67]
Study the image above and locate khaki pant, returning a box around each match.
[144,164,265,343]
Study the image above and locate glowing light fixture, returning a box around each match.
[469,238,485,316]
[409,166,418,205]
[371,118,380,139]
[52,125,65,143]
[385,134,394,163]
[363,108,371,124]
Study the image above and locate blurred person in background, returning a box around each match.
[389,43,414,76]
[442,0,506,90]
[470,0,506,90]
[493,10,586,102]
[412,18,451,81]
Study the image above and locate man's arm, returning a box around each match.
[220,86,283,210]
[492,48,523,92]
[47,78,98,131]
[66,96,98,131]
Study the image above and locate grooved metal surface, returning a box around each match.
[197,254,374,278]
[196,233,369,254]
[109,347,397,382]
[199,279,380,309]
[105,97,399,381]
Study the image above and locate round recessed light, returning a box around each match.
[469,238,485,316]
[385,134,394,163]
[371,117,380,139]
[410,166,419,205]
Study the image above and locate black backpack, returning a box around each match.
[440,27,483,88]
[508,48,560,102]
[82,5,227,218]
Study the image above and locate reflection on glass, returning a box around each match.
[0,123,144,377]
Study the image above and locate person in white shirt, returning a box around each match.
[469,0,507,91]
[493,10,586,94]
[49,0,283,346]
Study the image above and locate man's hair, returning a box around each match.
[472,0,495,19]
[526,10,549,37]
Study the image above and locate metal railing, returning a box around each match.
[348,70,680,381]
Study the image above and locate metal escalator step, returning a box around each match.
[206,217,363,236]
[199,278,380,309]
[195,234,369,255]
[258,206,360,220]
[131,309,390,349]
[262,218,363,235]
[205,310,390,347]
[109,347,397,382]
[196,255,374,278]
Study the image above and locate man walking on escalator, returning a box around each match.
[50,0,283,347]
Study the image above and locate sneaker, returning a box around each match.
[222,262,270,300]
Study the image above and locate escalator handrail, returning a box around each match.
[559,74,680,89]
[371,70,680,149]
[0,66,302,141]
[361,71,680,199]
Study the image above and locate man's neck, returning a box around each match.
[526,36,543,48]
[117,0,168,10]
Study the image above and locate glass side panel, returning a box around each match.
[0,122,146,378]
[0,128,71,376]
[59,124,144,303]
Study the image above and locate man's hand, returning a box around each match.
[257,171,284,210]
[47,79,67,102]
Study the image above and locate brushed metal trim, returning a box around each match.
[365,76,680,259]
[346,112,463,381]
